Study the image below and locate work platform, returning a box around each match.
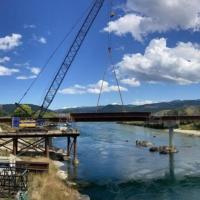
[0,129,79,162]
[0,129,79,138]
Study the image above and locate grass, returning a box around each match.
[26,157,79,200]
[0,123,15,132]
[0,149,10,156]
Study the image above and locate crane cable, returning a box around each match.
[96,0,125,112]
[18,1,95,104]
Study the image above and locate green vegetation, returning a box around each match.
[13,104,33,117]
[180,122,200,130]
[0,104,41,116]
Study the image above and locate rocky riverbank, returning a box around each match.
[120,122,200,137]
[174,129,200,137]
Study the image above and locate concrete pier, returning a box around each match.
[169,127,174,148]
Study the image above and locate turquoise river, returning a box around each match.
[54,122,200,200]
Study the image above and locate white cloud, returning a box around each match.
[62,106,78,109]
[120,78,140,87]
[24,24,36,29]
[0,65,19,76]
[0,57,10,64]
[117,38,200,85]
[59,80,128,95]
[132,100,157,105]
[38,37,47,44]
[16,75,36,80]
[0,34,22,50]
[104,0,200,41]
[33,35,47,44]
[28,67,41,75]
[111,102,120,105]
[14,62,30,67]
[16,66,40,80]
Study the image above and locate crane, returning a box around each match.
[13,0,105,129]
[38,0,105,118]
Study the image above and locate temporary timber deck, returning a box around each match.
[0,130,79,138]
[0,129,79,161]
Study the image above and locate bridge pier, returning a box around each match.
[66,136,79,165]
[67,136,71,157]
[164,120,177,148]
[49,137,53,148]
[169,127,174,148]
[73,136,79,165]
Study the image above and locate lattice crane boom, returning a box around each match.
[38,0,105,118]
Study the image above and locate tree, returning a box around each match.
[0,109,4,117]
[13,104,32,117]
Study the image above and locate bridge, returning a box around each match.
[1,112,200,123]
[0,112,199,160]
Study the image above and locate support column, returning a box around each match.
[49,137,53,149]
[13,138,18,156]
[45,137,49,158]
[169,127,174,148]
[67,136,71,157]
[73,136,79,165]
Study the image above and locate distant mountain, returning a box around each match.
[55,99,200,115]
[2,99,200,117]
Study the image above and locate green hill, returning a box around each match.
[56,99,200,115]
[0,104,46,116]
[2,99,200,117]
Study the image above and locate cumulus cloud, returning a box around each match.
[28,67,41,75]
[104,0,200,41]
[59,80,128,95]
[0,65,19,76]
[0,57,10,64]
[16,66,41,80]
[117,38,200,85]
[0,34,22,50]
[120,78,140,86]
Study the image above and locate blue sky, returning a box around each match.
[1,0,200,109]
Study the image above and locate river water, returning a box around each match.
[54,123,200,200]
